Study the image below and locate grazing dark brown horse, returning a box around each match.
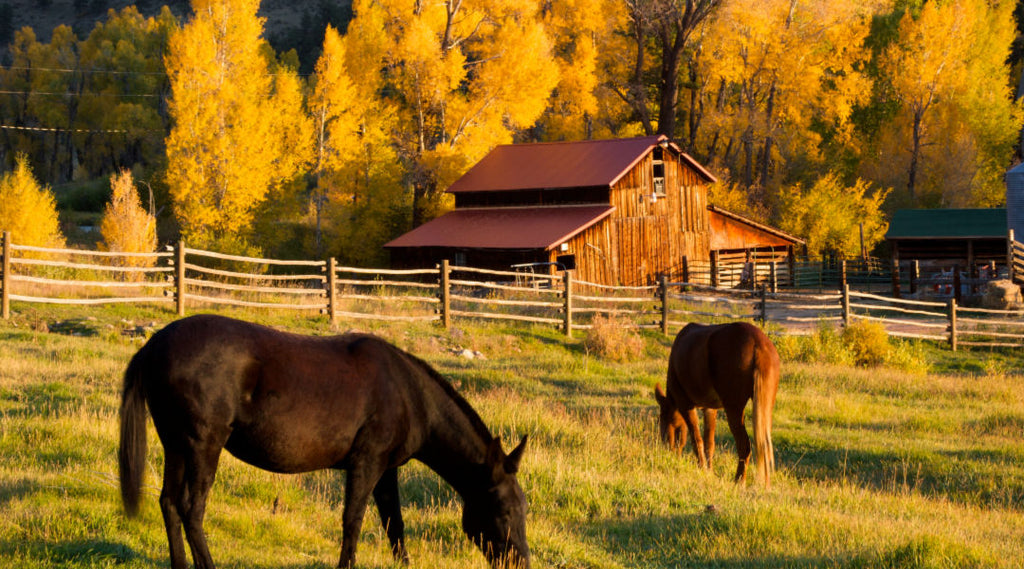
[654,322,779,486]
[119,314,530,569]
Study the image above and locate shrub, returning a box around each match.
[583,315,644,362]
[841,320,894,367]
[0,153,65,249]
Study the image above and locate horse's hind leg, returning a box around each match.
[372,467,409,564]
[178,440,225,569]
[159,451,189,569]
[724,406,751,484]
[702,409,718,469]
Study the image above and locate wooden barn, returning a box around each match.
[385,135,800,286]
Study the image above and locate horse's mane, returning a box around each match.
[405,349,494,443]
[356,335,494,444]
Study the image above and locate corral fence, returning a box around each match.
[2,232,1023,351]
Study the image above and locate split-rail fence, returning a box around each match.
[2,232,1023,351]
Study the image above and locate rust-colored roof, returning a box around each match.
[384,205,615,250]
[709,205,805,246]
[447,135,716,193]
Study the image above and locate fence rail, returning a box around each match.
[2,232,1023,351]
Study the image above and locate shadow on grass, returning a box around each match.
[775,438,1024,511]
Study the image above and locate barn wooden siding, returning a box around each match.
[557,151,711,286]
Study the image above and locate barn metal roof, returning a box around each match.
[885,208,1007,240]
[447,135,716,193]
[384,205,615,250]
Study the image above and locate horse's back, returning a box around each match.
[132,314,427,473]
[668,322,778,408]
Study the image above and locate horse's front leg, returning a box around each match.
[372,467,409,564]
[682,407,709,469]
[702,408,717,469]
[339,461,385,569]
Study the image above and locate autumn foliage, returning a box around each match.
[0,154,64,249]
[1,0,1022,261]
[99,170,157,269]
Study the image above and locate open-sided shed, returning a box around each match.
[885,208,1008,271]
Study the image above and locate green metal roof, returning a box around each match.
[885,208,1007,240]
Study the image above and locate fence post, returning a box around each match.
[842,284,850,327]
[892,258,901,299]
[681,256,690,286]
[563,270,573,338]
[710,250,720,288]
[1008,229,1016,283]
[953,264,962,304]
[326,257,338,324]
[175,239,186,317]
[839,259,847,291]
[1,231,10,320]
[440,259,451,329]
[660,275,669,335]
[759,284,768,325]
[949,298,958,351]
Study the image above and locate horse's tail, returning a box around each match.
[751,345,777,487]
[119,350,149,518]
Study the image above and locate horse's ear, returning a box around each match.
[504,435,527,474]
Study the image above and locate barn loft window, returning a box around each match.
[652,147,666,197]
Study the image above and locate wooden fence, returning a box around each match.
[2,232,1023,350]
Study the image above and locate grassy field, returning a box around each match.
[1,304,1022,568]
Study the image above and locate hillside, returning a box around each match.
[0,0,346,63]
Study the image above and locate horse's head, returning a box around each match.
[463,435,530,569]
[654,383,685,448]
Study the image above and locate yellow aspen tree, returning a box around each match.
[0,154,65,249]
[878,0,971,206]
[540,0,625,140]
[698,0,878,190]
[346,0,560,227]
[164,0,311,253]
[99,170,157,270]
[307,25,359,256]
[76,7,178,178]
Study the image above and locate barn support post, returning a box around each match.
[787,247,796,288]
[892,258,901,299]
[175,239,186,317]
[953,264,962,304]
[710,250,720,288]
[440,259,451,329]
[910,260,919,295]
[1008,230,1016,283]
[842,284,851,327]
[769,262,778,293]
[326,257,338,324]
[660,275,669,335]
[1,231,10,320]
[563,271,573,338]
[949,298,958,351]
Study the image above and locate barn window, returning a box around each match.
[453,251,467,266]
[652,148,666,197]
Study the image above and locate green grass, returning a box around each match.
[1,303,1022,568]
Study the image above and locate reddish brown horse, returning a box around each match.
[119,314,530,569]
[654,322,779,486]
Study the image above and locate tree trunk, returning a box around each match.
[909,107,922,206]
